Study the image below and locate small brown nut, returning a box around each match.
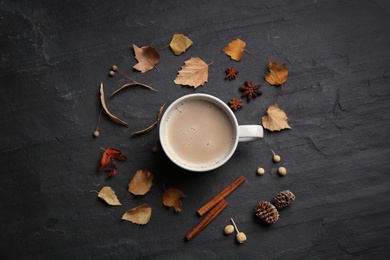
[257,167,265,175]
[278,167,287,176]
[109,70,115,76]
[236,232,247,243]
[224,225,234,235]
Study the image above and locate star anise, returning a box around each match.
[228,98,243,111]
[225,66,239,80]
[240,81,262,102]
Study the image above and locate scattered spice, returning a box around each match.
[93,130,100,138]
[255,201,279,224]
[228,98,243,111]
[278,167,287,176]
[111,65,118,71]
[109,70,115,77]
[197,176,245,216]
[186,199,228,241]
[231,218,246,244]
[272,149,281,162]
[225,66,239,80]
[240,81,262,102]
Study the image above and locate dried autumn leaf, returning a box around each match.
[121,204,152,225]
[100,83,128,126]
[264,60,288,86]
[162,188,187,212]
[133,44,160,73]
[99,148,127,171]
[132,104,165,136]
[128,170,154,195]
[262,104,292,131]
[170,34,193,55]
[174,57,209,88]
[107,161,117,178]
[223,39,246,61]
[99,149,112,171]
[98,186,122,206]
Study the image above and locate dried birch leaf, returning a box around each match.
[133,44,160,73]
[262,104,291,131]
[170,34,193,55]
[100,83,128,126]
[132,104,165,136]
[98,186,122,206]
[162,188,187,212]
[174,57,209,88]
[128,170,154,195]
[264,60,288,86]
[223,39,246,61]
[121,204,152,225]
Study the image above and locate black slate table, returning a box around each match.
[1,0,390,259]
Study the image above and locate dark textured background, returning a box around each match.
[1,0,390,259]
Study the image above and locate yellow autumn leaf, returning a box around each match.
[174,57,209,88]
[121,204,152,225]
[223,39,246,61]
[262,104,292,131]
[170,34,193,55]
[128,170,154,195]
[97,186,122,206]
[264,60,288,86]
[162,188,187,212]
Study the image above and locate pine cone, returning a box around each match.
[255,201,279,224]
[274,190,295,209]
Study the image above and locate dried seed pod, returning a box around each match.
[224,225,234,235]
[274,190,295,209]
[255,201,279,224]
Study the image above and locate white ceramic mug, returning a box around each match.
[159,93,263,172]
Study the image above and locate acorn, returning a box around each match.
[255,201,279,224]
[274,190,295,209]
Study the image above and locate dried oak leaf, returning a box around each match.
[128,170,154,195]
[174,57,209,88]
[133,44,160,73]
[100,83,128,126]
[223,39,246,61]
[98,186,122,206]
[264,60,288,86]
[121,204,152,225]
[170,34,193,55]
[262,104,291,131]
[162,188,187,212]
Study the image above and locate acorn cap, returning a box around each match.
[274,190,295,209]
[255,201,279,224]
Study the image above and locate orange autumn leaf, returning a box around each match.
[223,39,246,61]
[162,188,187,212]
[262,104,292,131]
[133,44,160,73]
[99,148,127,171]
[128,170,154,195]
[174,57,209,88]
[97,186,122,206]
[170,34,193,55]
[264,60,288,86]
[121,204,152,225]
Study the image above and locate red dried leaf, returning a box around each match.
[99,151,112,171]
[107,161,117,178]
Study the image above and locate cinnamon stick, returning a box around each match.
[186,199,228,241]
[197,176,245,216]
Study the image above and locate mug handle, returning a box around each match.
[238,125,263,142]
